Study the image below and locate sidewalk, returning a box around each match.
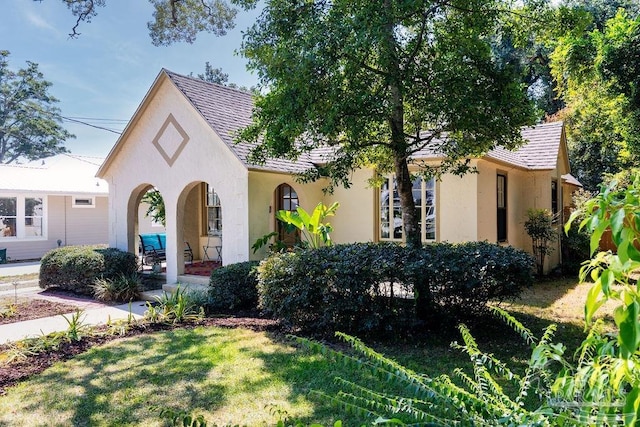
[0,299,149,344]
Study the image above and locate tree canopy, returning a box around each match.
[238,0,541,247]
[0,50,72,164]
[53,0,253,43]
[550,7,640,190]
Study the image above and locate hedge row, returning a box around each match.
[39,246,138,296]
[256,242,534,335]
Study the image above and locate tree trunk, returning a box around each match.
[381,1,421,250]
[394,154,421,249]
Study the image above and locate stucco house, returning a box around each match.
[0,154,109,261]
[96,69,581,284]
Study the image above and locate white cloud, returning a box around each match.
[25,11,60,34]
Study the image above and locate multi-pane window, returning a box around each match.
[379,175,436,242]
[0,196,44,239]
[276,183,300,245]
[205,185,222,235]
[497,174,507,242]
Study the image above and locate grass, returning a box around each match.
[0,273,38,284]
[0,327,377,426]
[0,276,615,426]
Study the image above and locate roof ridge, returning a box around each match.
[162,68,255,97]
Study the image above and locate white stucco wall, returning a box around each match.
[100,76,250,283]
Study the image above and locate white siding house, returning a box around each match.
[0,154,109,261]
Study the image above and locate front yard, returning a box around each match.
[0,276,608,426]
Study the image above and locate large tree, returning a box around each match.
[50,0,251,43]
[550,8,640,190]
[239,0,540,248]
[0,51,72,164]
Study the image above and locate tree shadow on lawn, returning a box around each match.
[0,328,233,426]
[252,311,593,424]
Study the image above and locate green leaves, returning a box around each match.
[0,51,72,164]
[275,202,339,249]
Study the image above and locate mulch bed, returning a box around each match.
[0,299,80,325]
[0,316,281,396]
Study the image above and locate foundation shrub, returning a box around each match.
[410,242,534,322]
[208,261,260,311]
[257,242,412,335]
[257,242,533,334]
[39,245,138,296]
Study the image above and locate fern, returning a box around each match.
[491,306,537,346]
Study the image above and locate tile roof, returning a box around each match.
[0,154,108,194]
[165,70,567,174]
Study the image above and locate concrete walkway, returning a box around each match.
[0,297,150,344]
[0,261,153,344]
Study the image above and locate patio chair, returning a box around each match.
[203,234,222,262]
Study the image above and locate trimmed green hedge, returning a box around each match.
[208,261,260,312]
[39,246,138,296]
[258,242,534,335]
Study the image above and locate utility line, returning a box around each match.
[61,116,123,134]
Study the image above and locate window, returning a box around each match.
[0,197,17,237]
[551,180,558,223]
[205,184,222,235]
[72,196,95,208]
[497,174,507,242]
[0,195,45,239]
[379,175,436,242]
[24,197,43,237]
[276,183,300,246]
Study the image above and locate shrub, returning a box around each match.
[40,246,138,296]
[257,242,533,335]
[410,241,534,322]
[259,243,412,335]
[208,261,260,312]
[92,273,141,302]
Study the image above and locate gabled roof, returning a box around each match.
[0,154,108,195]
[99,69,572,178]
[164,70,316,174]
[486,122,564,170]
[412,121,565,171]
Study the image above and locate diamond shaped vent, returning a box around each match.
[152,114,190,166]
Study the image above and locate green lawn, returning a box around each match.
[0,277,610,426]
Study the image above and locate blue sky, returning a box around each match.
[2,1,261,157]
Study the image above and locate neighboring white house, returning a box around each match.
[0,154,109,261]
[97,69,582,284]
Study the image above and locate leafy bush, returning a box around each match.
[208,261,260,312]
[411,242,534,322]
[92,273,141,302]
[40,246,138,296]
[257,242,533,334]
[258,243,410,335]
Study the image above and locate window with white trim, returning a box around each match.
[205,184,222,235]
[0,195,44,239]
[379,176,436,242]
[72,196,95,208]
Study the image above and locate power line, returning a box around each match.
[61,116,124,134]
[64,116,129,124]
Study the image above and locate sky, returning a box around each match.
[1,0,262,158]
